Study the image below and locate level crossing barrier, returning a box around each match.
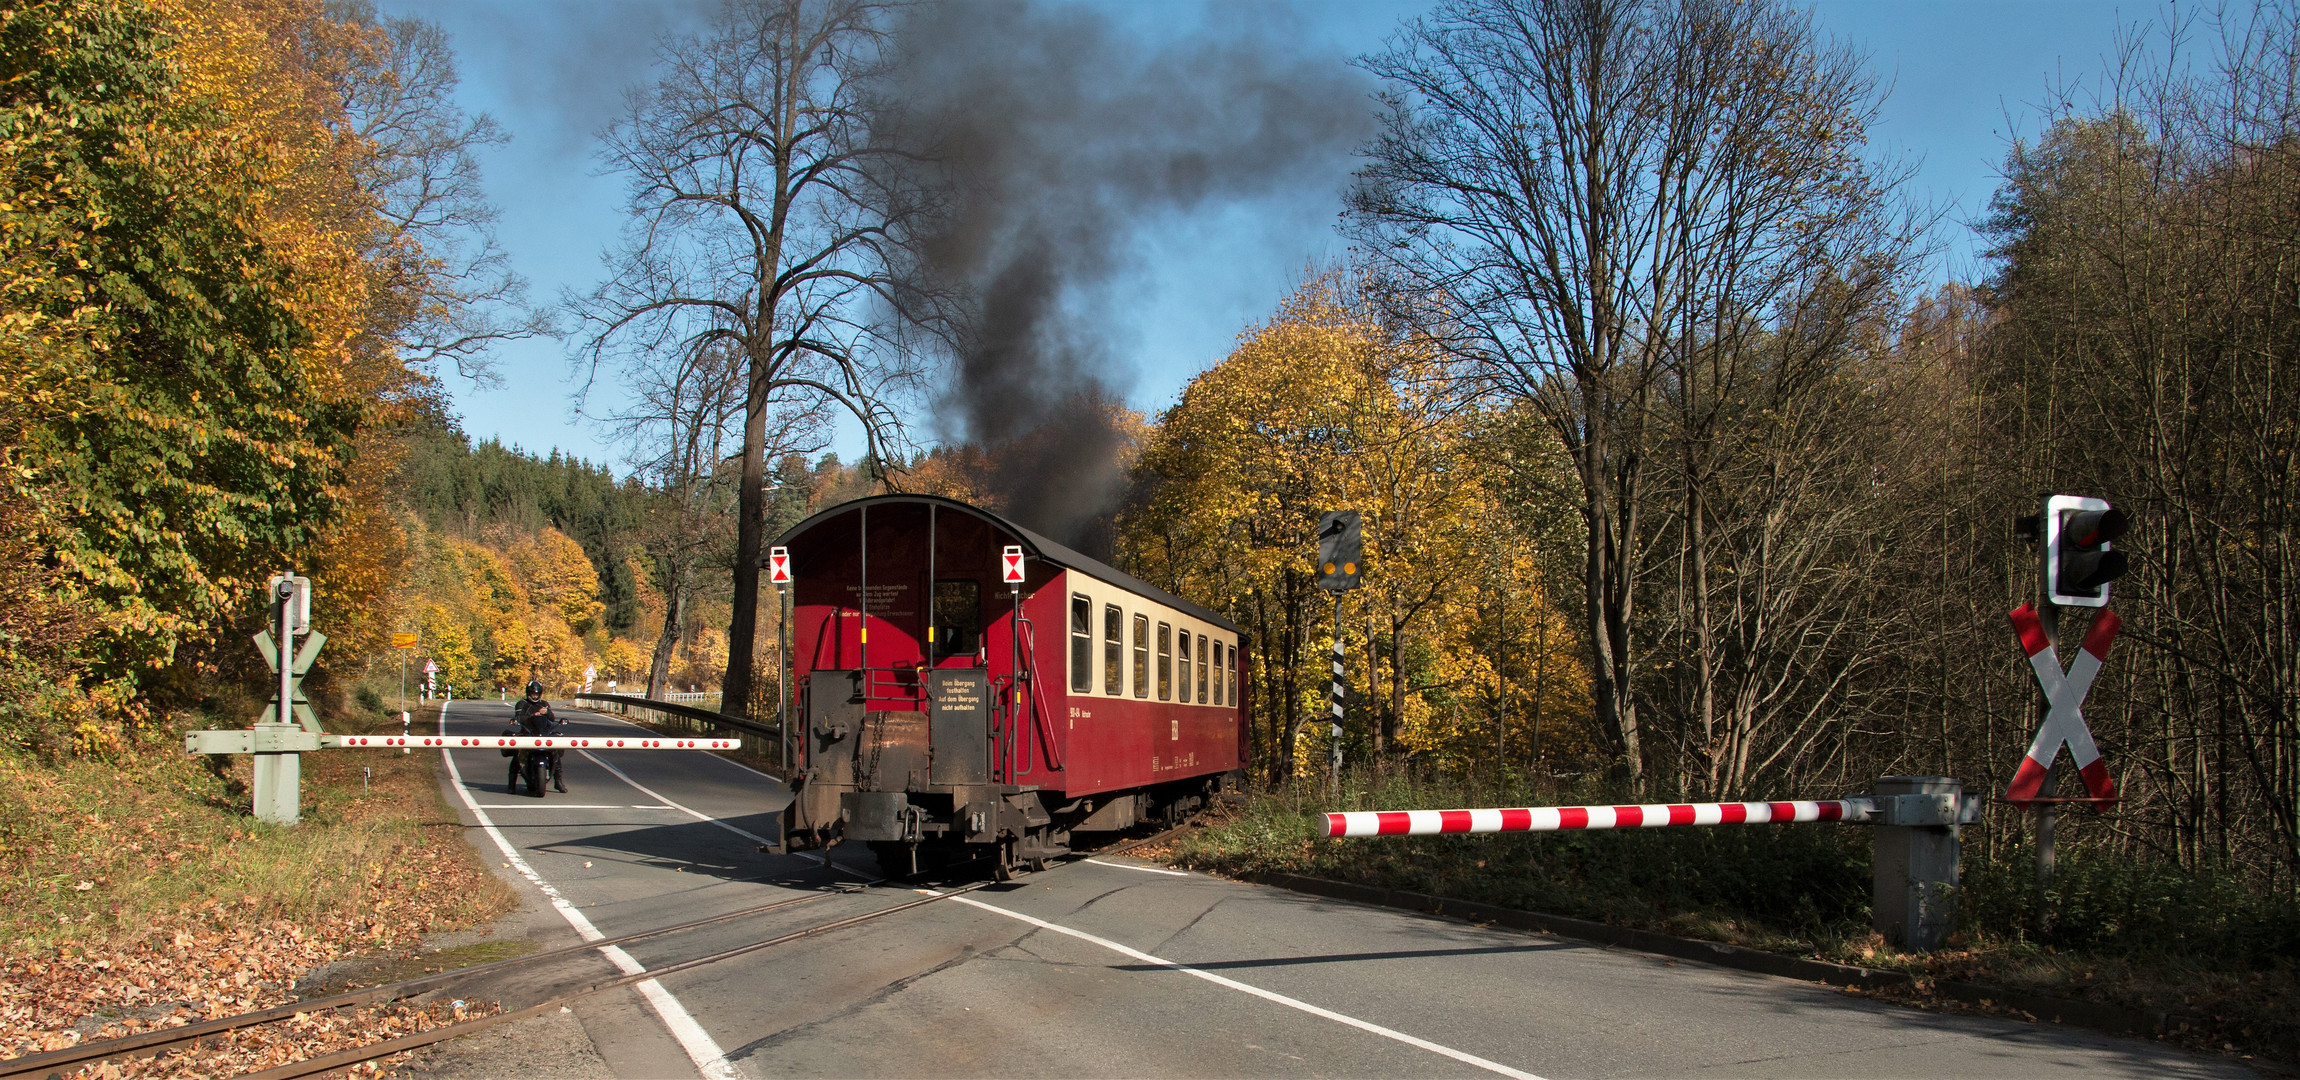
[331,734,739,750]
[1321,776,1978,951]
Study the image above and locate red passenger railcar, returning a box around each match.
[777,495,1248,873]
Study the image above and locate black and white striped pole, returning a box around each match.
[1315,511,1362,798]
[1329,598,1345,797]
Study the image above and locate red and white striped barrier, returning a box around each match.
[328,734,740,751]
[1323,799,1872,838]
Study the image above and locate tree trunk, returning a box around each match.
[1389,609,1407,758]
[722,363,772,716]
[1689,476,1716,795]
[1580,414,1643,788]
[647,568,686,700]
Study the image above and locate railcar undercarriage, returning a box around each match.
[782,668,1224,876]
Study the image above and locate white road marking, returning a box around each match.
[946,894,1548,1080]
[563,707,882,884]
[439,703,741,1080]
[576,748,773,845]
[563,704,784,782]
[1083,858,1191,876]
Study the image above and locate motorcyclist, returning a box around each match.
[508,680,567,794]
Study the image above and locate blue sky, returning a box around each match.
[379,0,2144,471]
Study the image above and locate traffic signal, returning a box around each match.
[1316,510,1362,592]
[2042,495,2128,607]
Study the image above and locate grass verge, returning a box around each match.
[0,681,516,1075]
[1167,770,2298,1066]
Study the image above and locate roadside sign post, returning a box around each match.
[770,545,791,768]
[1003,545,1025,781]
[392,631,417,753]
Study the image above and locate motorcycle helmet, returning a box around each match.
[525,680,544,699]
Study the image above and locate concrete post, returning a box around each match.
[251,737,300,825]
[1872,775,1963,951]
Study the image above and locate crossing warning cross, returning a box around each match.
[1001,545,1025,585]
[769,545,791,585]
[2007,603,2121,802]
[252,628,326,731]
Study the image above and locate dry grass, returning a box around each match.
[0,689,516,1074]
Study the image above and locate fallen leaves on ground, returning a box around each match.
[1,854,503,1077]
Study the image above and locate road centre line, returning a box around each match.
[439,703,740,1080]
[945,893,1548,1080]
[1082,858,1191,876]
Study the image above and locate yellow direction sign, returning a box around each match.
[391,631,418,650]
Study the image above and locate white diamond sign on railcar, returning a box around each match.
[769,545,791,585]
[1002,544,1025,585]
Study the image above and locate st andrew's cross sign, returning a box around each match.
[2006,603,2120,803]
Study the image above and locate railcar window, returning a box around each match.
[1103,604,1122,695]
[1070,594,1092,694]
[1196,634,1208,703]
[1227,644,1238,705]
[1210,639,1221,705]
[1132,613,1149,698]
[1177,630,1190,705]
[932,580,981,662]
[1157,622,1172,700]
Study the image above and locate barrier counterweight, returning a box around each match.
[1323,800,1871,838]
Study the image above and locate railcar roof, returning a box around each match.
[777,493,1240,635]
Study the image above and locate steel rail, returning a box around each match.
[239,881,996,1080]
[5,818,1205,1078]
[0,879,867,1079]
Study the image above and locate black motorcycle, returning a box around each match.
[504,704,568,796]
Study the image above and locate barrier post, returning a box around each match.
[1871,775,1964,951]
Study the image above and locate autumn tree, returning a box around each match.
[578,0,927,718]
[1348,0,1913,788]
[331,0,548,385]
[2,0,358,722]
[1124,270,1582,781]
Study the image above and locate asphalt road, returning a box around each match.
[419,699,2260,1080]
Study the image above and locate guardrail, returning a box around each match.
[571,693,781,744]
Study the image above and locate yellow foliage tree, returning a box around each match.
[1125,268,1589,781]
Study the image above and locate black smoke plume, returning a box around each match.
[873,1,1371,555]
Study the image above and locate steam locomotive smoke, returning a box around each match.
[876,1,1370,554]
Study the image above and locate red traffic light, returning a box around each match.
[2064,507,2127,548]
[2044,496,2129,607]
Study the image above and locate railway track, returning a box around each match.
[2,821,1203,1080]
